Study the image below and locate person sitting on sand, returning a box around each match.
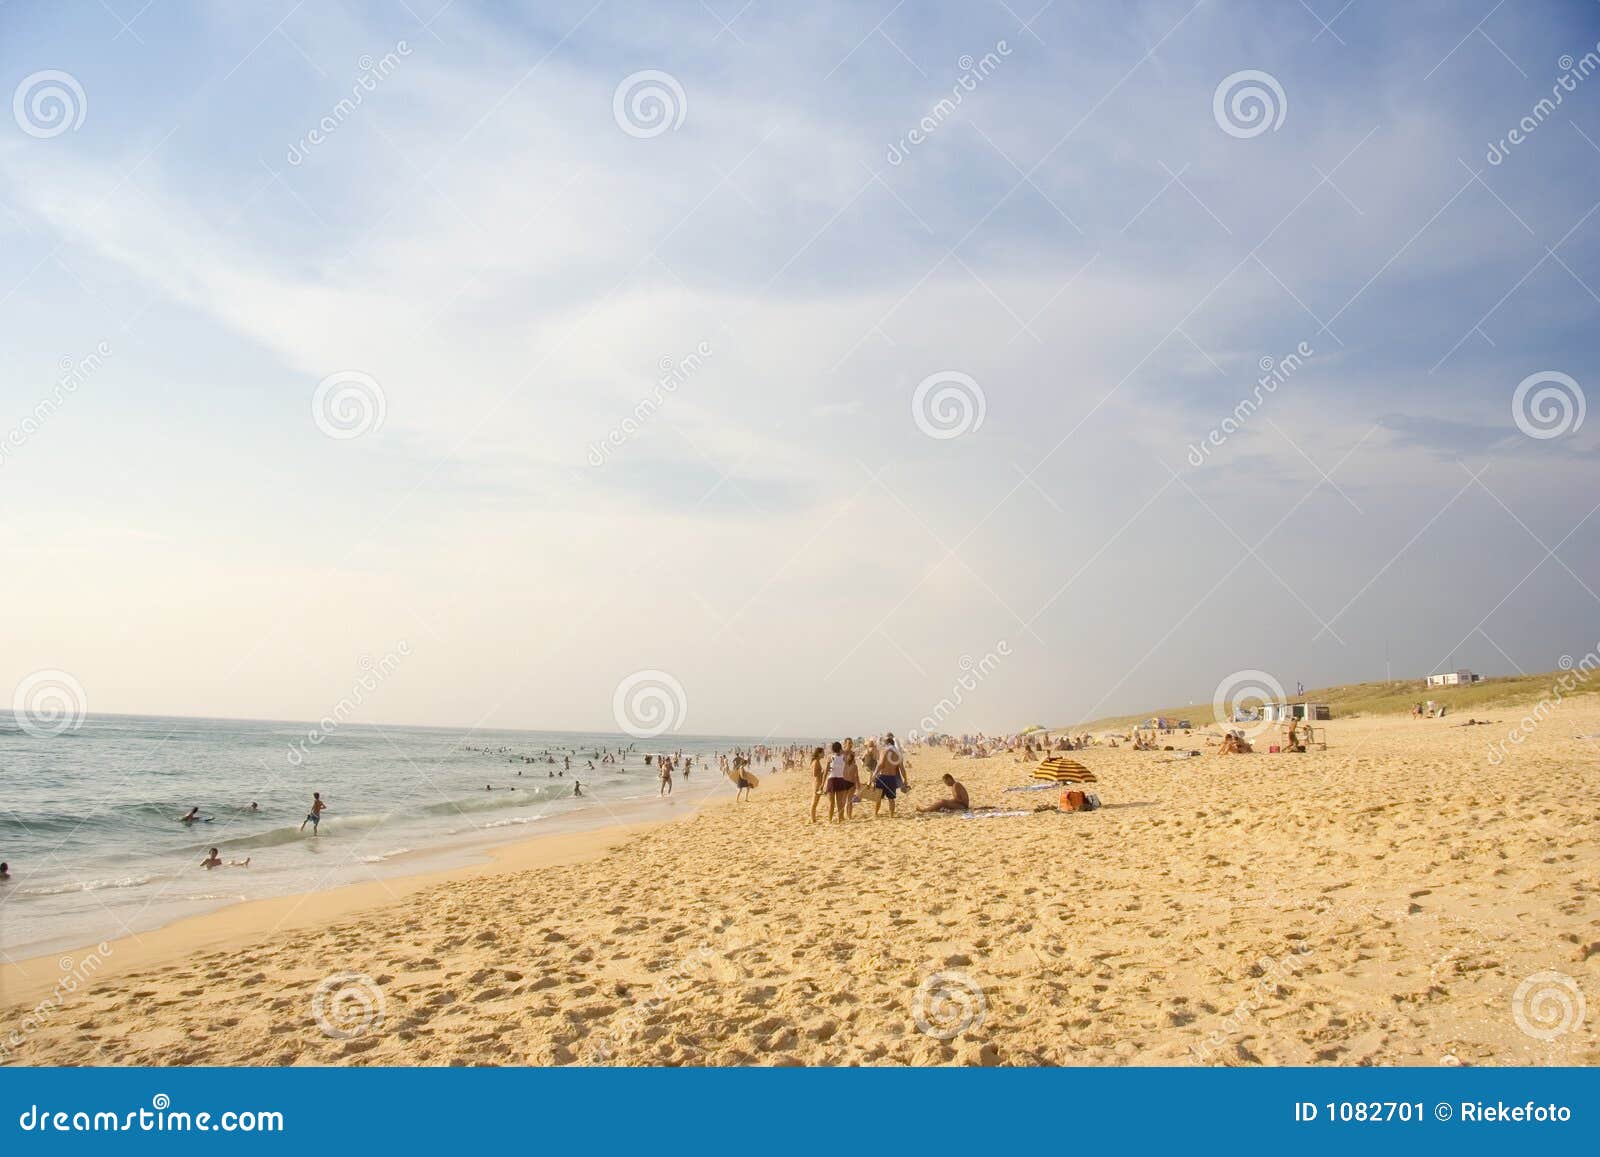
[201,847,249,870]
[918,773,970,814]
[1218,730,1253,755]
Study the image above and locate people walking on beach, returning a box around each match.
[659,756,673,795]
[300,791,326,835]
[917,773,969,814]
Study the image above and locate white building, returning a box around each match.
[1426,669,1482,688]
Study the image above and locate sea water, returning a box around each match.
[0,713,796,958]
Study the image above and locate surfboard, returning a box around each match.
[725,769,760,789]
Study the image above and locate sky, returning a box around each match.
[1,0,1598,739]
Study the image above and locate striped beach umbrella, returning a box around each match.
[1031,757,1097,784]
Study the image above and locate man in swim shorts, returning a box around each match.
[873,734,909,817]
[300,791,326,835]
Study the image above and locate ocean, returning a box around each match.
[0,713,799,959]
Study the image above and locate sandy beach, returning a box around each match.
[4,700,1596,1067]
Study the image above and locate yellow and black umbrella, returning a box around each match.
[1031,757,1097,784]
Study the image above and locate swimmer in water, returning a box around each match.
[0,862,9,881]
[179,806,202,823]
[247,801,259,812]
[201,848,249,869]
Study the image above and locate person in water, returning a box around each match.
[0,862,10,881]
[202,847,249,869]
[573,781,583,797]
[179,806,203,823]
[299,791,326,835]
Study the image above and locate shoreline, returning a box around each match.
[0,788,720,1010]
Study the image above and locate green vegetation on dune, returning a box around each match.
[1064,670,1599,733]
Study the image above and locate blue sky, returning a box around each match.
[2,0,1597,735]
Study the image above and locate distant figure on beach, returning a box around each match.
[202,847,249,869]
[659,757,673,795]
[809,746,827,823]
[1219,731,1252,755]
[300,792,326,835]
[179,806,202,823]
[918,773,969,814]
[573,781,583,797]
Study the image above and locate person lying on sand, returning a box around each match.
[918,773,970,814]
[201,848,249,869]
